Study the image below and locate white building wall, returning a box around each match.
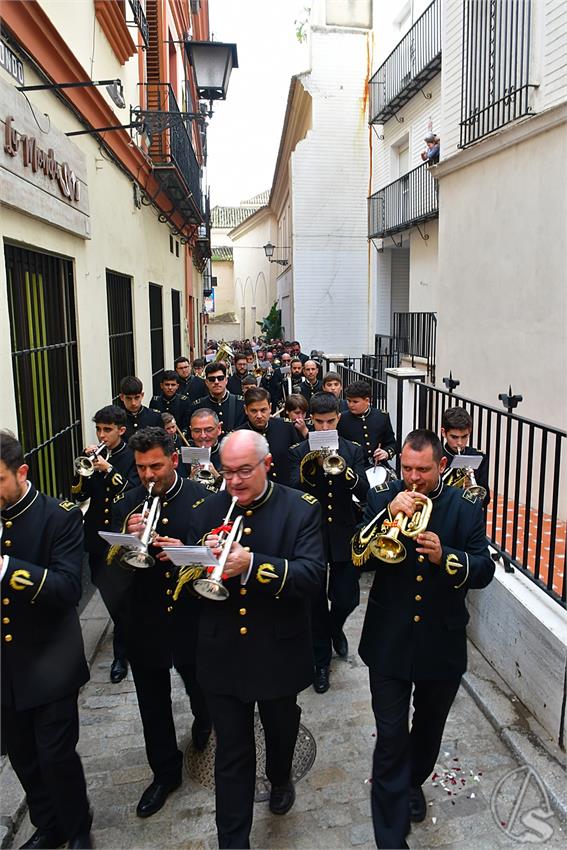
[291,26,371,356]
[408,222,439,313]
[232,219,276,340]
[439,0,463,160]
[540,0,567,110]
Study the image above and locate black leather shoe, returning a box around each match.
[110,657,128,683]
[313,666,330,694]
[269,781,295,815]
[192,719,212,752]
[67,831,93,849]
[332,631,349,658]
[136,779,181,818]
[409,785,427,822]
[19,829,65,849]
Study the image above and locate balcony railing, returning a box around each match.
[144,83,203,225]
[368,162,438,240]
[374,311,437,384]
[369,0,441,124]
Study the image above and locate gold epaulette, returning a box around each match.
[301,493,318,505]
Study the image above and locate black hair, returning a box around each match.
[160,370,180,384]
[129,426,175,456]
[345,380,371,400]
[284,393,308,413]
[205,361,227,378]
[244,387,271,405]
[442,407,473,432]
[234,353,248,363]
[403,429,443,463]
[192,357,205,368]
[174,356,190,367]
[323,372,342,385]
[309,392,340,416]
[93,405,127,427]
[0,430,25,472]
[241,374,257,387]
[120,376,143,395]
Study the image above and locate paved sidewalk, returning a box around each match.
[6,575,567,849]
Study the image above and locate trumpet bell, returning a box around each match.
[323,455,347,476]
[370,533,407,564]
[193,576,230,601]
[74,456,95,477]
[465,484,487,501]
[121,549,155,570]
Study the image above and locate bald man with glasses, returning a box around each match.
[183,430,326,849]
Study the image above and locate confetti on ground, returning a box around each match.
[429,756,484,802]
[432,817,437,824]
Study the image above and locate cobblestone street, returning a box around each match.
[9,575,566,849]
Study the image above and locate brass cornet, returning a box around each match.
[321,448,347,476]
[193,497,243,601]
[353,486,432,565]
[74,442,106,477]
[457,448,487,501]
[121,483,161,569]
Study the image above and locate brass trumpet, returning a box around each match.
[121,483,161,569]
[321,448,347,476]
[74,442,106,477]
[193,497,243,601]
[353,486,432,565]
[456,448,487,501]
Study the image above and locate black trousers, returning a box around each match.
[312,559,360,667]
[205,691,301,849]
[89,553,128,661]
[130,660,211,785]
[368,671,462,849]
[2,692,90,839]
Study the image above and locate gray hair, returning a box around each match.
[220,430,269,462]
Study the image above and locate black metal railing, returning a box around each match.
[374,312,437,383]
[5,244,82,499]
[107,270,136,401]
[149,283,164,394]
[369,163,438,239]
[411,381,566,608]
[332,361,387,409]
[460,0,536,148]
[143,83,202,221]
[369,0,441,123]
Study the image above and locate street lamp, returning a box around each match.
[263,242,289,267]
[185,40,238,115]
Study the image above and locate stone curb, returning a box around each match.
[463,641,567,824]
[0,592,110,849]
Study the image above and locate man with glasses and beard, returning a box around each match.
[182,430,325,850]
[192,362,246,436]
[109,427,212,819]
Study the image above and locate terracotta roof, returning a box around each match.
[211,190,270,229]
[240,190,270,206]
[212,246,233,262]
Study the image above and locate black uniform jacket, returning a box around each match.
[237,418,297,486]
[192,391,246,435]
[338,407,397,467]
[178,374,206,403]
[289,437,369,561]
[442,444,490,508]
[1,487,89,710]
[356,479,494,681]
[299,378,323,402]
[124,405,162,441]
[110,475,211,668]
[72,441,139,555]
[150,392,191,431]
[227,373,246,396]
[186,483,326,702]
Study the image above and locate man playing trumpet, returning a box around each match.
[353,430,494,849]
[185,430,326,850]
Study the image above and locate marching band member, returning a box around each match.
[1,431,93,849]
[109,427,212,818]
[192,362,247,436]
[150,371,191,433]
[352,430,494,849]
[338,380,397,469]
[289,393,368,694]
[174,356,206,402]
[119,376,162,440]
[184,431,326,849]
[441,407,490,510]
[238,387,297,485]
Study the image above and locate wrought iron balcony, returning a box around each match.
[368,162,438,240]
[369,0,441,124]
[144,83,203,225]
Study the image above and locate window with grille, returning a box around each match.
[460,0,536,148]
[106,270,135,400]
[149,283,164,393]
[5,244,82,498]
[171,289,182,359]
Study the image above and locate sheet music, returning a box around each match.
[98,531,144,549]
[181,446,211,466]
[308,430,339,452]
[448,454,482,471]
[160,546,219,567]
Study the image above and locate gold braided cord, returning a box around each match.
[299,451,321,484]
[173,565,205,601]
